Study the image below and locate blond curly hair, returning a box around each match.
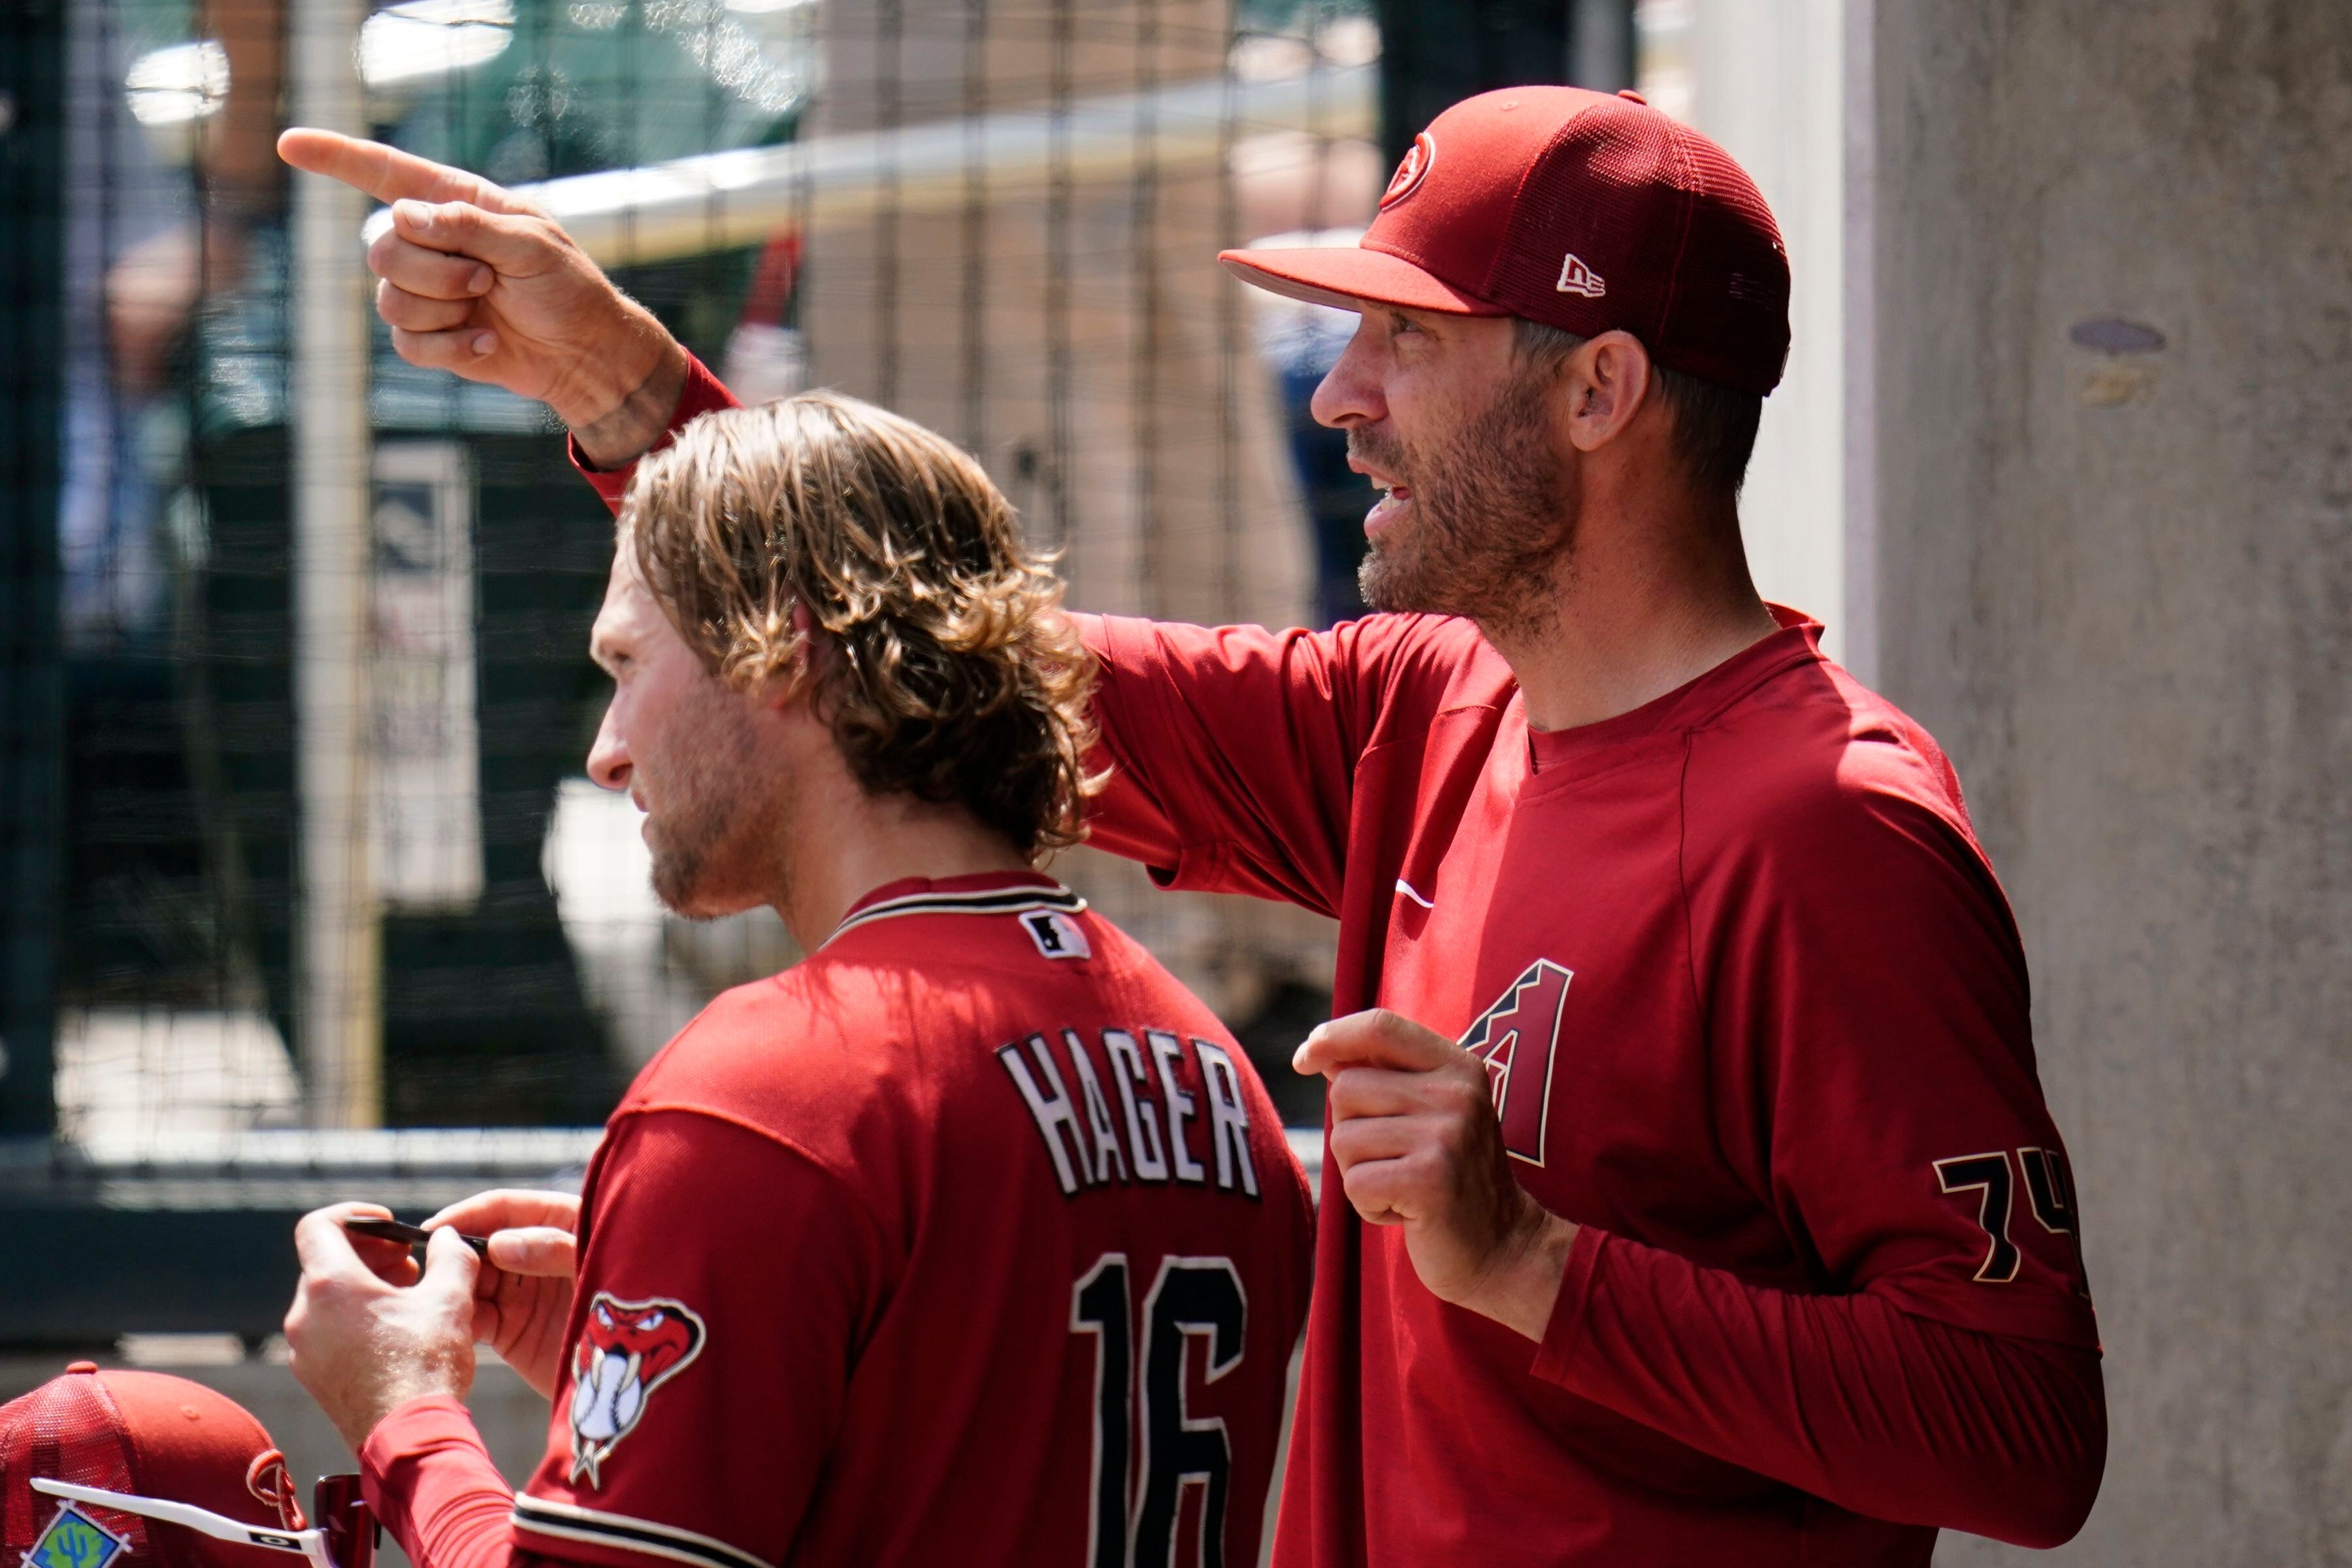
[617,393,1099,858]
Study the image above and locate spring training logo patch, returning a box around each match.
[566,1293,708,1488]
[25,1502,129,1568]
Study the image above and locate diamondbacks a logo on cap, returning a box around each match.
[1555,252,1606,299]
[566,1293,708,1488]
[1380,132,1435,209]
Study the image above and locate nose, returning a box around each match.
[586,699,632,793]
[1310,315,1388,431]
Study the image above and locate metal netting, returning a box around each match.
[37,0,1418,1144]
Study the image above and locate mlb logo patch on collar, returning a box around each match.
[1022,909,1091,960]
[27,1500,132,1568]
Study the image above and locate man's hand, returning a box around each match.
[425,1188,582,1400]
[275,128,687,466]
[285,1203,480,1454]
[1295,1009,1579,1342]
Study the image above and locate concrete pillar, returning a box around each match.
[1862,5,2352,1561]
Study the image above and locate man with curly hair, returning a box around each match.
[283,393,1315,1568]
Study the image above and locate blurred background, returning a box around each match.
[2,1,2347,1563]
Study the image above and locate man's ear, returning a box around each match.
[760,600,826,713]
[1563,330,1656,455]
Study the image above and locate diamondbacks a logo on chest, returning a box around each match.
[1459,958,1574,1165]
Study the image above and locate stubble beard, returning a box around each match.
[1353,368,1574,641]
[644,674,780,920]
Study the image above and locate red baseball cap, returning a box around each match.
[1,1364,294,1568]
[1220,86,1792,395]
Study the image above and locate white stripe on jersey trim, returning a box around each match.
[511,1496,772,1568]
[821,882,1087,948]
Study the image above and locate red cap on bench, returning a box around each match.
[1,1365,293,1568]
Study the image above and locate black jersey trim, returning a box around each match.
[512,1497,772,1568]
[821,883,1087,947]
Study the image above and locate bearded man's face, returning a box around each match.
[1350,360,1573,636]
[585,550,783,921]
[636,666,774,917]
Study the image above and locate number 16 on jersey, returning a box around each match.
[1071,1254,1250,1568]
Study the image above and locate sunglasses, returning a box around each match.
[30,1474,376,1568]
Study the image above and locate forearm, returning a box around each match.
[569,350,739,508]
[563,329,691,470]
[360,1396,536,1568]
[1533,1230,2106,1547]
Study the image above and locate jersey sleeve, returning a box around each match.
[1073,612,1465,916]
[511,1107,893,1568]
[1529,731,2106,1542]
[569,353,742,513]
[1699,752,2099,1348]
[361,1397,533,1568]
[1537,1230,2107,1546]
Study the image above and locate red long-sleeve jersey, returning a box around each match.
[361,873,1313,1568]
[569,355,2106,1566]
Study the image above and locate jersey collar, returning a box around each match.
[1521,605,1825,779]
[822,870,1086,949]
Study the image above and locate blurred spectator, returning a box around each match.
[1232,122,1382,627]
[65,0,281,651]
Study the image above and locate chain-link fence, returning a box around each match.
[25,0,1494,1154]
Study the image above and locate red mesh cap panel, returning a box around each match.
[0,1369,285,1568]
[3,1372,151,1566]
[1651,131,1790,395]
[1487,105,1693,350]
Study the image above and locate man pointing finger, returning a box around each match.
[277,129,686,459]
[282,83,2106,1567]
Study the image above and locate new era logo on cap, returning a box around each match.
[1554,252,1605,299]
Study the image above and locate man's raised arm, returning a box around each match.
[278,128,691,468]
[279,130,1392,885]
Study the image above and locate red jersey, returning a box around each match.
[1077,610,2104,1566]
[363,872,1314,1568]
[573,355,2104,1566]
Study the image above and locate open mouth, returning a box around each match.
[1366,482,1413,536]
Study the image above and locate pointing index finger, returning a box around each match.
[1292,1007,1460,1077]
[278,127,534,216]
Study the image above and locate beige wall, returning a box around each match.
[1863,3,2352,1560]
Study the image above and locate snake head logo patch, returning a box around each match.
[566,1293,708,1488]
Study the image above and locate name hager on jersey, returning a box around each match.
[999,1028,1264,1200]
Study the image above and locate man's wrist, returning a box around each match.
[1460,1205,1580,1343]
[564,327,689,470]
[330,1369,470,1455]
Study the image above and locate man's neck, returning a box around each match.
[1486,500,1782,734]
[766,781,1034,951]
